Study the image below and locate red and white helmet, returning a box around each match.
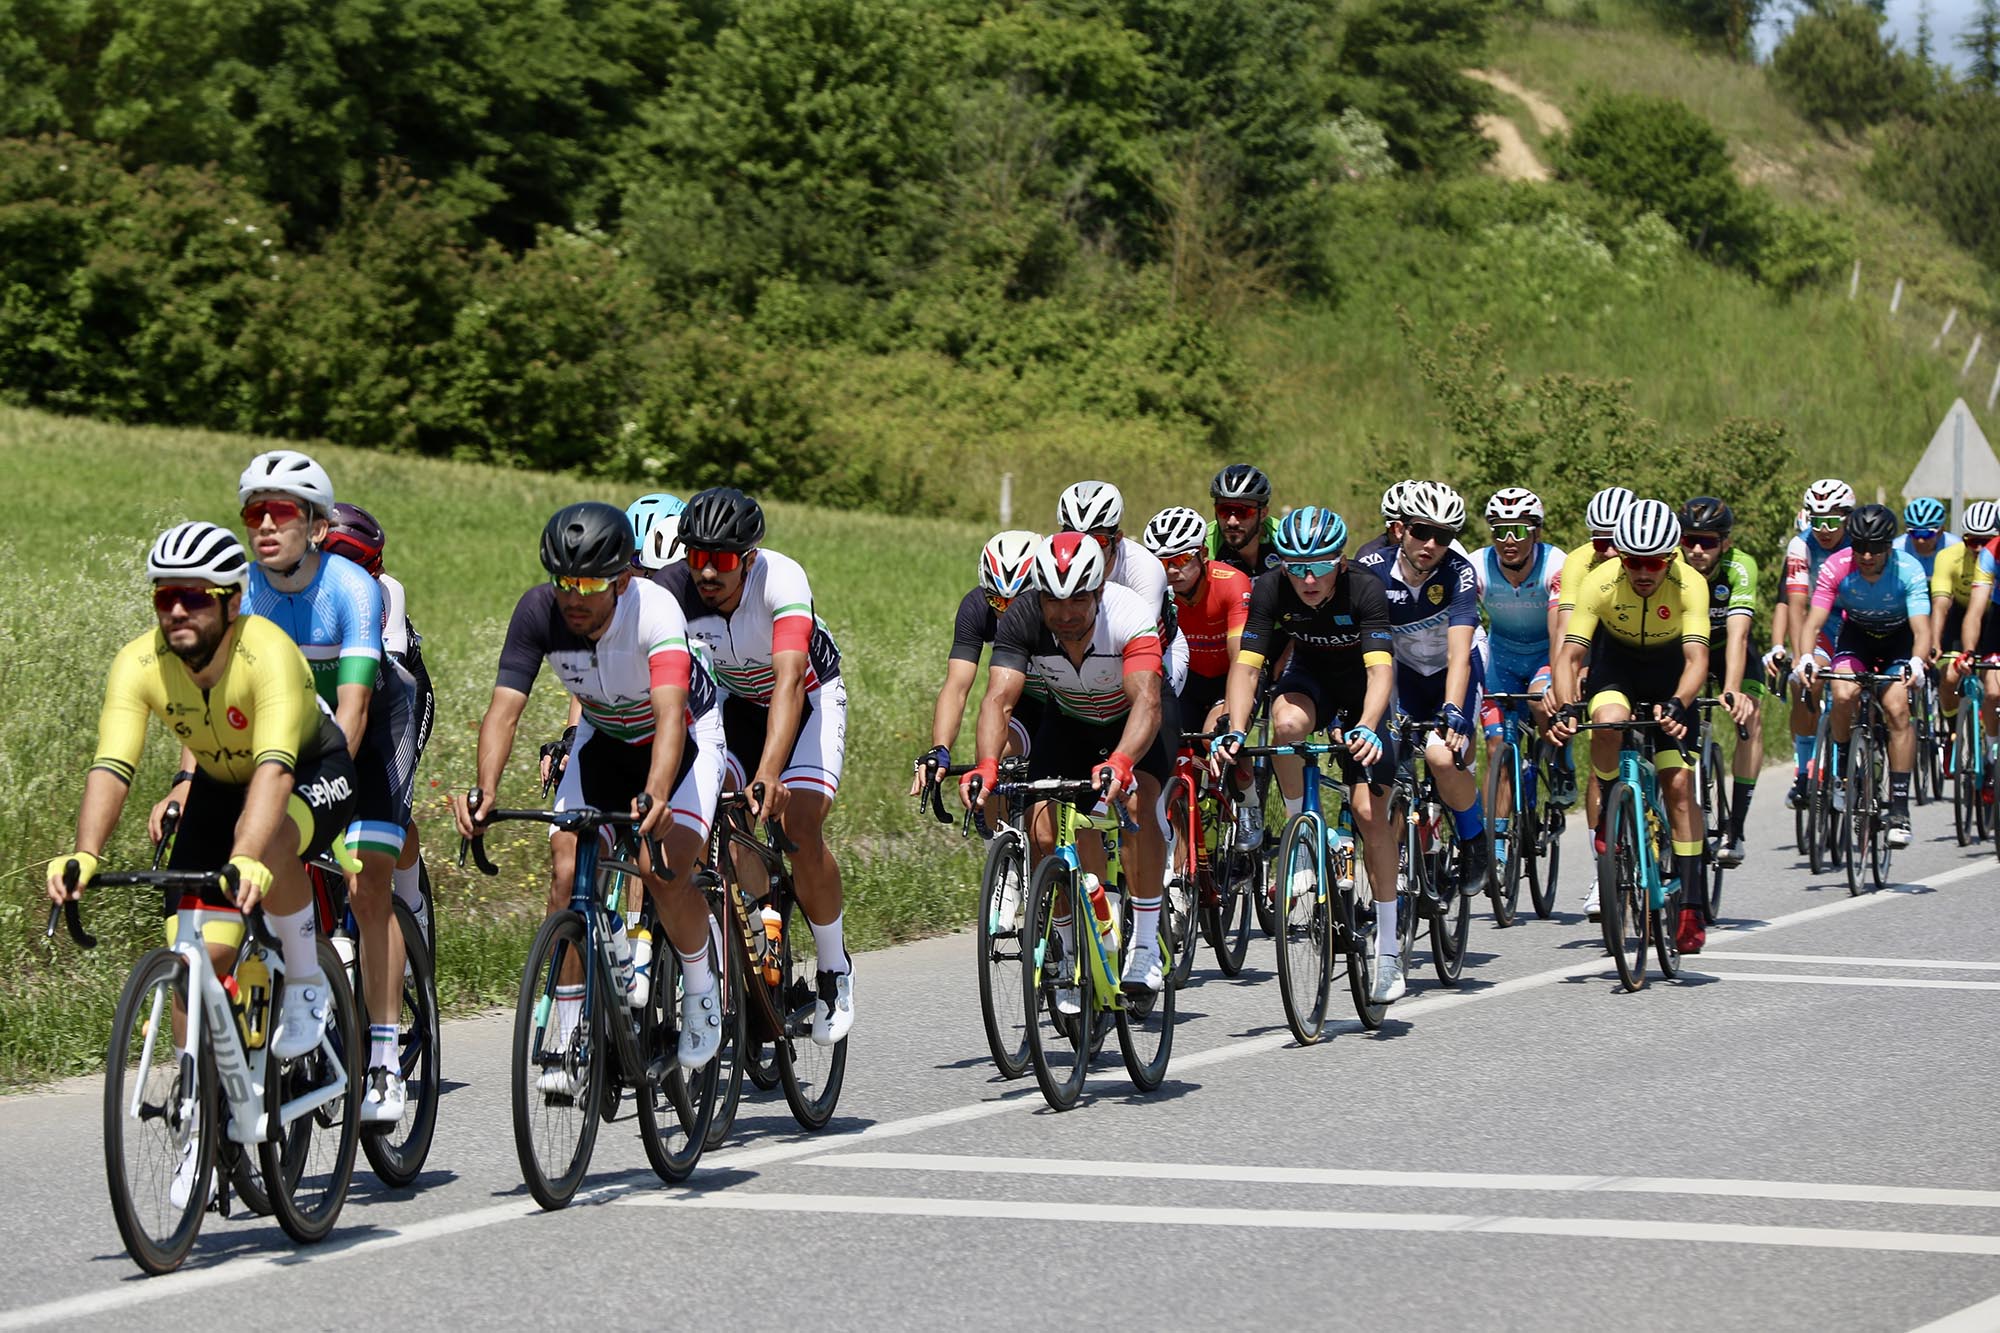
[1484,487,1543,525]
[979,530,1040,598]
[1803,478,1856,516]
[1057,480,1124,533]
[1033,531,1106,597]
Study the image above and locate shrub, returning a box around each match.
[1866,90,2000,272]
[1332,0,1496,175]
[1555,94,1750,251]
[1769,2,1926,134]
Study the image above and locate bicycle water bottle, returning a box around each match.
[237,947,270,1050]
[758,905,784,986]
[609,913,636,1000]
[1083,874,1119,952]
[627,914,653,1009]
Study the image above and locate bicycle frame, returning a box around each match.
[1046,796,1128,1008]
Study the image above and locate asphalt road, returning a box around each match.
[3,773,1998,1332]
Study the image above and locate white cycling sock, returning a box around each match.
[1284,793,1304,821]
[391,860,424,913]
[265,905,320,982]
[1129,895,1162,952]
[554,984,583,1045]
[1052,909,1075,962]
[679,943,714,997]
[1374,898,1399,959]
[809,913,849,975]
[368,1023,398,1072]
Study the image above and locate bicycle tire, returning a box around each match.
[1702,741,1728,926]
[1204,843,1255,976]
[773,894,848,1131]
[1953,718,1976,846]
[975,830,1031,1079]
[1273,815,1332,1045]
[1867,730,1895,890]
[704,892,748,1149]
[1022,855,1091,1111]
[104,948,214,1274]
[1114,892,1176,1090]
[1809,725,1838,875]
[1599,783,1648,991]
[1422,805,1467,988]
[416,856,438,970]
[1653,877,1683,980]
[1490,743,1522,929]
[221,1140,271,1218]
[635,921,718,1183]
[510,911,602,1210]
[359,899,439,1189]
[262,939,361,1244]
[1844,730,1870,897]
[1531,804,1563,920]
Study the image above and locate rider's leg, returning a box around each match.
[1729,693,1764,841]
[1883,678,1914,817]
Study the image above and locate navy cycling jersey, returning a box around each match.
[1354,547,1481,678]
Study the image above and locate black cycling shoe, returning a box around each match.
[1457,837,1492,898]
[1785,774,1809,810]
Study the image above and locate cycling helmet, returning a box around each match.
[1381,480,1415,522]
[238,449,335,514]
[1057,480,1124,534]
[1484,487,1544,525]
[148,521,250,589]
[324,502,386,575]
[1142,506,1208,559]
[1903,496,1947,530]
[1585,486,1635,534]
[1678,496,1734,537]
[1613,499,1680,558]
[1965,501,2000,538]
[1209,464,1272,506]
[540,501,634,579]
[1401,481,1467,533]
[1803,478,1856,515]
[1033,531,1106,597]
[678,487,765,554]
[1846,503,1898,546]
[1273,506,1348,559]
[627,493,685,570]
[979,530,1040,598]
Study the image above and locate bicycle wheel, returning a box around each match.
[1425,810,1468,988]
[1953,719,1976,846]
[510,911,602,1210]
[359,899,439,1189]
[1653,876,1683,980]
[1598,784,1649,991]
[1530,802,1562,920]
[775,893,847,1131]
[1809,736,1838,875]
[976,831,1031,1078]
[1273,815,1332,1045]
[635,920,718,1183]
[1022,855,1092,1111]
[704,894,748,1150]
[1489,744,1522,929]
[415,856,438,969]
[104,948,213,1274]
[1204,840,1255,977]
[1844,732,1871,897]
[1114,892,1176,1090]
[1702,742,1728,926]
[262,939,361,1244]
[1162,778,1200,990]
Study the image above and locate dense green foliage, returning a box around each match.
[1769,1,1925,133]
[1868,90,2000,272]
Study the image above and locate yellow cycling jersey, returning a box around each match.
[1553,539,1612,614]
[92,613,340,786]
[1562,555,1710,652]
[1940,540,1987,603]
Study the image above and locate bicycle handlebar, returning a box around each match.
[458,790,668,879]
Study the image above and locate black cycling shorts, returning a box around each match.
[1176,670,1228,730]
[1026,707,1175,786]
[1266,667,1398,787]
[1585,635,1686,713]
[165,747,358,915]
[1832,621,1915,673]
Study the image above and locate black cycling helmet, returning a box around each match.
[1210,463,1272,506]
[679,487,766,554]
[1846,502,1898,546]
[1678,496,1734,537]
[540,501,634,578]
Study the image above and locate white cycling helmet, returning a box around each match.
[1585,486,1635,534]
[1142,506,1207,559]
[1803,478,1856,516]
[636,513,682,570]
[1964,500,2000,538]
[978,530,1041,598]
[1033,532,1107,597]
[1484,487,1544,525]
[1057,480,1124,534]
[148,521,250,589]
[1614,499,1681,557]
[1401,480,1466,532]
[1381,479,1415,522]
[238,449,335,514]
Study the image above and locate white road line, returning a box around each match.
[1693,972,2000,992]
[1699,952,2000,971]
[799,1152,2000,1209]
[614,1191,2000,1257]
[0,856,1971,1329]
[1908,1290,2000,1331]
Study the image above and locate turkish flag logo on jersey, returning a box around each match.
[226,707,249,730]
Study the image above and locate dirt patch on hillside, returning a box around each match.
[1477,114,1553,182]
[1464,68,1571,137]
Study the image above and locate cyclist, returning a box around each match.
[1471,487,1571,813]
[677,487,854,1045]
[238,450,418,1124]
[628,492,686,571]
[452,502,727,1075]
[911,530,1042,797]
[1551,485,1633,920]
[960,533,1172,998]
[1549,500,1712,954]
[1355,481,1415,562]
[323,502,436,951]
[1777,479,1856,810]
[1212,508,1404,1002]
[1945,505,2000,777]
[1144,506,1251,732]
[1931,500,1999,748]
[1895,496,1956,578]
[1794,503,1930,848]
[1356,481,1490,895]
[1206,464,1282,577]
[1678,497,1763,866]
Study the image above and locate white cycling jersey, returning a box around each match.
[685,548,842,707]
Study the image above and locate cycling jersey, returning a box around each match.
[1810,549,1930,632]
[1237,568,1394,674]
[1700,549,1760,630]
[1970,536,2000,591]
[1353,547,1481,678]
[1552,539,1612,614]
[1205,516,1282,578]
[990,585,1163,723]
[684,548,842,707]
[950,589,1048,697]
[245,553,384,704]
[1353,531,1398,563]
[1472,542,1562,658]
[1173,562,1252,677]
[1563,557,1709,653]
[93,614,344,786]
[1893,529,1958,578]
[1782,530,1850,599]
[496,578,718,739]
[379,572,420,662]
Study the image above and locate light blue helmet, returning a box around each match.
[1273,506,1348,560]
[1904,496,1947,530]
[626,493,686,570]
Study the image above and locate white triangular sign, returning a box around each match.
[1903,399,2000,503]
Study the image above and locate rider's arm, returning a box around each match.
[974,666,1025,763]
[1904,559,1935,662]
[1444,624,1474,715]
[1795,602,1831,663]
[1359,659,1393,735]
[642,683,689,815]
[332,564,386,759]
[335,682,372,760]
[930,658,980,750]
[472,686,530,798]
[1963,582,1990,658]
[1723,615,1750,697]
[1225,573,1281,734]
[1553,637,1588,710]
[1674,639,1709,709]
[1115,665,1163,763]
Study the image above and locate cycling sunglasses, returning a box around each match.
[1621,555,1669,574]
[550,573,616,596]
[1591,534,1615,555]
[1680,533,1721,551]
[1851,540,1892,557]
[1809,514,1848,532]
[1909,527,1940,541]
[1405,522,1455,546]
[685,547,745,574]
[1489,522,1536,542]
[1160,550,1203,572]
[1215,501,1261,522]
[321,534,382,573]
[1283,557,1341,579]
[241,499,304,527]
[153,585,237,614]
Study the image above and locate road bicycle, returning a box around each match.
[52,853,359,1274]
[1164,730,1256,984]
[1691,695,1746,925]
[1912,663,1946,806]
[1819,670,1902,896]
[1950,655,1999,848]
[1567,709,1690,992]
[1387,714,1472,990]
[920,756,1033,1078]
[461,794,718,1208]
[1484,691,1565,924]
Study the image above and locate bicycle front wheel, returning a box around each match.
[1702,742,1728,925]
[1844,733,1872,897]
[1599,784,1649,991]
[262,939,361,1244]
[1114,894,1176,1091]
[1022,856,1092,1111]
[1273,816,1332,1045]
[976,830,1031,1079]
[510,911,602,1210]
[1490,745,1523,928]
[1162,778,1200,990]
[1426,818,1468,987]
[359,899,439,1189]
[1204,841,1255,977]
[775,894,848,1132]
[1530,802,1562,920]
[104,948,214,1274]
[704,894,748,1150]
[1953,720,1976,846]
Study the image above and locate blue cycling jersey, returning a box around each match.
[245,552,385,707]
[1471,543,1561,660]
[1810,548,1931,632]
[1354,547,1481,678]
[1892,529,1958,579]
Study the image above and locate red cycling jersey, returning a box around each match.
[1175,561,1252,677]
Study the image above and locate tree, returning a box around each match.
[1332,0,1497,174]
[1769,0,1924,133]
[1959,0,2000,88]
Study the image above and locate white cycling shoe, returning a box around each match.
[169,1108,203,1210]
[1368,953,1406,1005]
[360,1068,407,1124]
[1583,880,1601,923]
[812,967,854,1047]
[1120,942,1164,995]
[678,987,722,1070]
[537,1065,584,1100]
[270,974,331,1060]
